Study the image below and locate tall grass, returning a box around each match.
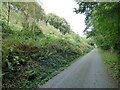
[99,49,119,80]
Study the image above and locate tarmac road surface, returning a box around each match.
[40,48,118,88]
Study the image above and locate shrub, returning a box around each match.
[0,19,13,38]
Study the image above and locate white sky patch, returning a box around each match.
[37,0,86,37]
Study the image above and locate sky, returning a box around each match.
[37,0,86,37]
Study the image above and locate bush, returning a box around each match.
[99,49,119,80]
[2,19,93,88]
[0,19,13,38]
[2,31,93,88]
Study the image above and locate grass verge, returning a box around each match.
[98,48,119,85]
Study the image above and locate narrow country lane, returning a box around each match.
[40,48,118,88]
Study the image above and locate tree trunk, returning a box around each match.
[23,3,29,30]
[7,2,10,24]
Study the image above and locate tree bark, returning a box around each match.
[7,2,10,24]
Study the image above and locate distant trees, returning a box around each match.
[10,2,46,30]
[74,1,120,53]
[3,2,46,32]
[3,2,71,35]
[11,2,46,21]
[46,13,71,34]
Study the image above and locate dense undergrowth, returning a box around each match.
[1,18,93,88]
[99,49,119,83]
[1,2,94,88]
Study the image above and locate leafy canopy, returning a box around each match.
[46,13,71,35]
[74,1,120,53]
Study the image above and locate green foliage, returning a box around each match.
[2,30,93,88]
[74,2,98,21]
[2,2,46,32]
[47,13,71,34]
[2,2,93,88]
[2,22,93,88]
[99,49,119,80]
[75,2,120,53]
[24,21,44,37]
[10,2,46,21]
[0,19,13,38]
[75,2,120,82]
